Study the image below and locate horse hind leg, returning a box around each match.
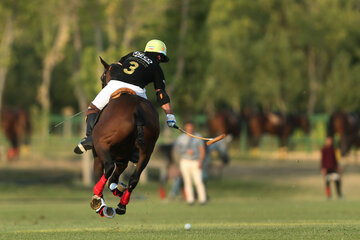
[90,147,117,218]
[90,152,105,212]
[92,147,115,197]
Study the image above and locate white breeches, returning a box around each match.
[92,80,147,110]
[325,172,341,181]
[180,158,207,204]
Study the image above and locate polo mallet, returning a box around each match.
[49,110,86,133]
[173,125,226,146]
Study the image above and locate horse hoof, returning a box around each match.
[90,195,103,210]
[116,204,126,215]
[103,206,116,218]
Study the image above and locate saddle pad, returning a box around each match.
[110,88,136,99]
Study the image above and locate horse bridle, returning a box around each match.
[100,68,109,88]
[101,62,122,88]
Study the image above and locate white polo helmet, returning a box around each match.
[144,39,169,62]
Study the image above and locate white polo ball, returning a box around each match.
[184,223,192,230]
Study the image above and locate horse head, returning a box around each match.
[99,57,123,88]
[99,57,110,88]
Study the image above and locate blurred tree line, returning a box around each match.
[0,0,360,134]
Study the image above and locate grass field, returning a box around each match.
[1,155,360,239]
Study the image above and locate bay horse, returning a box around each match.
[208,110,241,139]
[206,110,242,165]
[327,111,360,156]
[1,108,31,160]
[246,112,310,150]
[89,58,160,218]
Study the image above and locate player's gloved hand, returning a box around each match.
[166,114,176,128]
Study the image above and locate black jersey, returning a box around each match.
[109,51,166,90]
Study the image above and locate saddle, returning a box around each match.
[110,88,136,100]
[91,88,137,134]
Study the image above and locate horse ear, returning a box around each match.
[99,56,109,69]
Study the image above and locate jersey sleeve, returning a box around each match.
[118,52,133,64]
[153,65,166,90]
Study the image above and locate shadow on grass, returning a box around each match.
[0,168,81,185]
[0,169,92,202]
[206,178,301,199]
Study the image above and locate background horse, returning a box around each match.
[89,59,160,218]
[208,110,241,139]
[246,112,310,150]
[207,110,242,165]
[327,111,360,156]
[1,108,31,160]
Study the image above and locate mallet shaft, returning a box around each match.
[206,134,226,146]
[173,125,226,146]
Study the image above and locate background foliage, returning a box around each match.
[1,0,360,129]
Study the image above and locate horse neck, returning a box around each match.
[293,116,307,131]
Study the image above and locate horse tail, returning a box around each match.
[134,105,145,149]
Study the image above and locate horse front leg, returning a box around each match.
[108,162,128,198]
[117,151,151,215]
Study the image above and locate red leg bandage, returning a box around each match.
[93,175,107,196]
[120,189,131,205]
[98,207,105,217]
[325,186,331,197]
[159,186,166,199]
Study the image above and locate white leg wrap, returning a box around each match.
[95,197,107,213]
[109,183,118,191]
[109,182,127,192]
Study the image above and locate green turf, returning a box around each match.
[0,164,360,240]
